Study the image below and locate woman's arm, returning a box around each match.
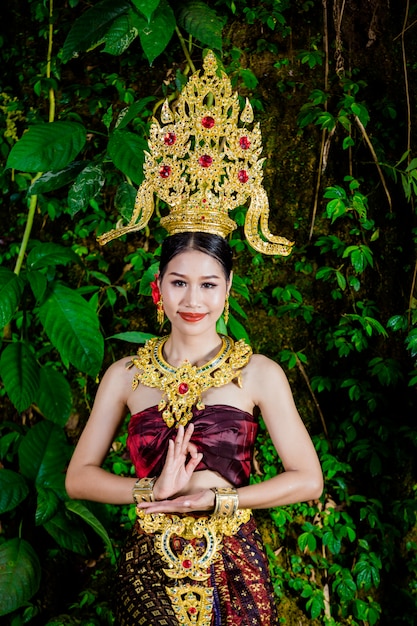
[65,359,138,504]
[236,354,323,509]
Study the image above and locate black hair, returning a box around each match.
[159,232,233,281]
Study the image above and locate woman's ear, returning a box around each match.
[227,271,233,295]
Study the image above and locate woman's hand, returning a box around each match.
[137,488,215,514]
[153,423,203,501]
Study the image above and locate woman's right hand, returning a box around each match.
[153,423,203,501]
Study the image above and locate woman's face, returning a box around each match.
[159,249,230,335]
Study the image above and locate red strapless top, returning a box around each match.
[127,404,258,487]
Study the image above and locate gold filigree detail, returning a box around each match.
[166,585,213,626]
[98,51,293,256]
[128,334,252,428]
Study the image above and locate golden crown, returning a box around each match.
[98,51,293,256]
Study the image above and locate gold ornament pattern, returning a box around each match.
[128,334,252,428]
[98,51,293,256]
[136,509,251,626]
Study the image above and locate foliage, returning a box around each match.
[1,0,417,624]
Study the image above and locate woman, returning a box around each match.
[66,231,323,625]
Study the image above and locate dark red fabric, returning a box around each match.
[127,404,258,487]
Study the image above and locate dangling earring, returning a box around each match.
[223,295,229,325]
[157,295,164,325]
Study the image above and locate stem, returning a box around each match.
[175,27,196,74]
[295,354,330,443]
[47,0,55,123]
[13,180,40,276]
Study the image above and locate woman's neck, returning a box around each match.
[162,330,224,367]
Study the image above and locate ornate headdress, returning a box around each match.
[98,51,293,256]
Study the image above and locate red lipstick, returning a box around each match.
[179,312,207,322]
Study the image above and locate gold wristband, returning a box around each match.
[132,476,157,504]
[211,487,239,517]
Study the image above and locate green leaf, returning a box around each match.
[27,242,80,271]
[0,267,25,328]
[228,314,250,342]
[132,0,161,21]
[354,555,381,590]
[108,130,148,185]
[0,341,40,412]
[6,122,86,172]
[18,420,70,486]
[27,270,48,302]
[35,486,60,526]
[27,161,87,195]
[0,469,29,514]
[334,575,357,601]
[66,500,115,559]
[115,181,138,221]
[38,283,104,377]
[43,507,90,555]
[108,331,155,343]
[61,0,131,63]
[102,12,138,56]
[176,0,225,50]
[0,538,41,617]
[36,366,72,426]
[116,96,155,130]
[132,0,176,65]
[67,163,105,216]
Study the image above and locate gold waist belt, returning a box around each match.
[136,508,252,625]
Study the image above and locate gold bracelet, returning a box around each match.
[132,476,157,504]
[211,487,239,517]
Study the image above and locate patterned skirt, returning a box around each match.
[114,512,279,626]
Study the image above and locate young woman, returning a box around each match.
[66,231,323,626]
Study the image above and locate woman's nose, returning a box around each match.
[183,285,200,308]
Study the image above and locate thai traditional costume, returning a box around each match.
[114,404,279,625]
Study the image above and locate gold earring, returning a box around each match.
[157,295,164,325]
[223,295,229,325]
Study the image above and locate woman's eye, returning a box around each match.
[173,280,186,287]
[202,282,216,289]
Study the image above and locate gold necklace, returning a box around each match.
[128,335,252,428]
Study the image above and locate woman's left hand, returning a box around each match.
[136,488,215,514]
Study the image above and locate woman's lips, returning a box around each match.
[179,312,207,322]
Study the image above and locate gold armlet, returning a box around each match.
[132,476,157,504]
[211,487,239,517]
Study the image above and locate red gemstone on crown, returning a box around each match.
[188,607,197,615]
[159,165,171,178]
[164,132,176,146]
[182,559,192,568]
[178,383,189,395]
[239,136,251,149]
[199,155,213,167]
[238,170,249,183]
[202,116,215,129]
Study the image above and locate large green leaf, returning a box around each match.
[26,270,48,302]
[66,500,115,560]
[132,0,176,64]
[0,469,29,514]
[0,341,40,413]
[102,13,138,56]
[27,242,80,271]
[43,508,90,556]
[36,365,72,426]
[27,161,87,195]
[0,538,41,617]
[38,283,104,377]
[115,96,155,130]
[114,181,138,221]
[35,486,60,526]
[67,163,105,216]
[175,0,224,50]
[18,420,69,486]
[108,130,147,185]
[108,331,155,343]
[61,0,131,62]
[6,122,86,173]
[0,267,25,328]
[131,0,161,21]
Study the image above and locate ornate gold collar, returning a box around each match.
[127,335,252,428]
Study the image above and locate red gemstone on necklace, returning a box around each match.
[164,132,176,146]
[182,559,192,568]
[199,155,213,167]
[238,169,249,183]
[159,165,171,178]
[239,136,251,149]
[178,383,189,394]
[202,116,215,129]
